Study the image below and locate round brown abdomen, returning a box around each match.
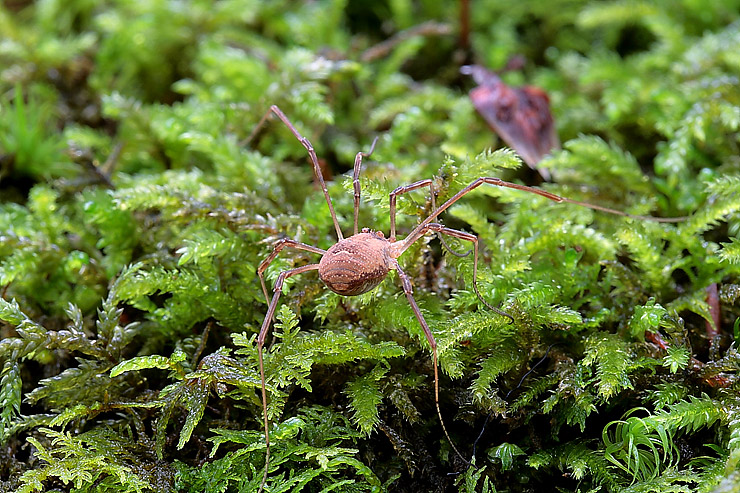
[318,232,391,296]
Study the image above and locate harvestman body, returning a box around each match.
[249,105,682,492]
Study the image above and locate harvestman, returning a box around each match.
[249,105,682,491]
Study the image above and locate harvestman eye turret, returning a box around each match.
[248,105,683,492]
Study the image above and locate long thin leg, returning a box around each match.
[396,176,686,256]
[390,259,467,464]
[257,263,320,493]
[246,105,345,241]
[258,239,326,305]
[389,179,435,242]
[389,179,471,257]
[417,223,512,321]
[352,137,379,235]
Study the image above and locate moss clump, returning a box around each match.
[2,1,740,492]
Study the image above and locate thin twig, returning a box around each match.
[361,21,452,62]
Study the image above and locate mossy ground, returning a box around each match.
[2,1,740,492]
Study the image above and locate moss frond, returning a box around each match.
[345,365,387,436]
[583,332,635,399]
[3,2,740,491]
[16,428,156,493]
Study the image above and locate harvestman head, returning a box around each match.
[248,105,684,492]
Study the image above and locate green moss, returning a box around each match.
[2,1,740,491]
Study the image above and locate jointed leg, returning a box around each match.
[258,239,326,305]
[257,263,320,493]
[352,137,378,235]
[389,179,471,257]
[399,176,685,255]
[389,179,435,241]
[246,105,345,240]
[390,259,467,464]
[405,222,513,321]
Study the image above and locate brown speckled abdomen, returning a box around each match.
[319,232,391,296]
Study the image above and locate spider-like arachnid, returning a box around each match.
[250,105,681,491]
